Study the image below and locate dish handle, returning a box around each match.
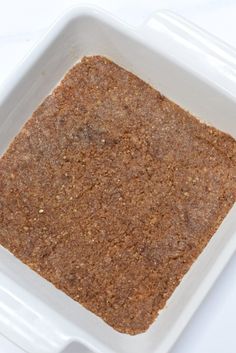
[137,10,236,99]
[0,266,96,353]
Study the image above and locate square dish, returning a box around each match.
[0,7,235,353]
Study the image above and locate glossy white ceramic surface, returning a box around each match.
[0,7,235,353]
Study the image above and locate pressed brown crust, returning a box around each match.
[0,56,235,334]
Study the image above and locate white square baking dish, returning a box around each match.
[0,7,235,353]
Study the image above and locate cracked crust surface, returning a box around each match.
[0,56,235,334]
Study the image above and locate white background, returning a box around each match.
[0,1,236,352]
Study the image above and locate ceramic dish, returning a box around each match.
[0,7,236,353]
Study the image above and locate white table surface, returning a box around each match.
[0,1,236,352]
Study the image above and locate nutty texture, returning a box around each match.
[0,56,235,334]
